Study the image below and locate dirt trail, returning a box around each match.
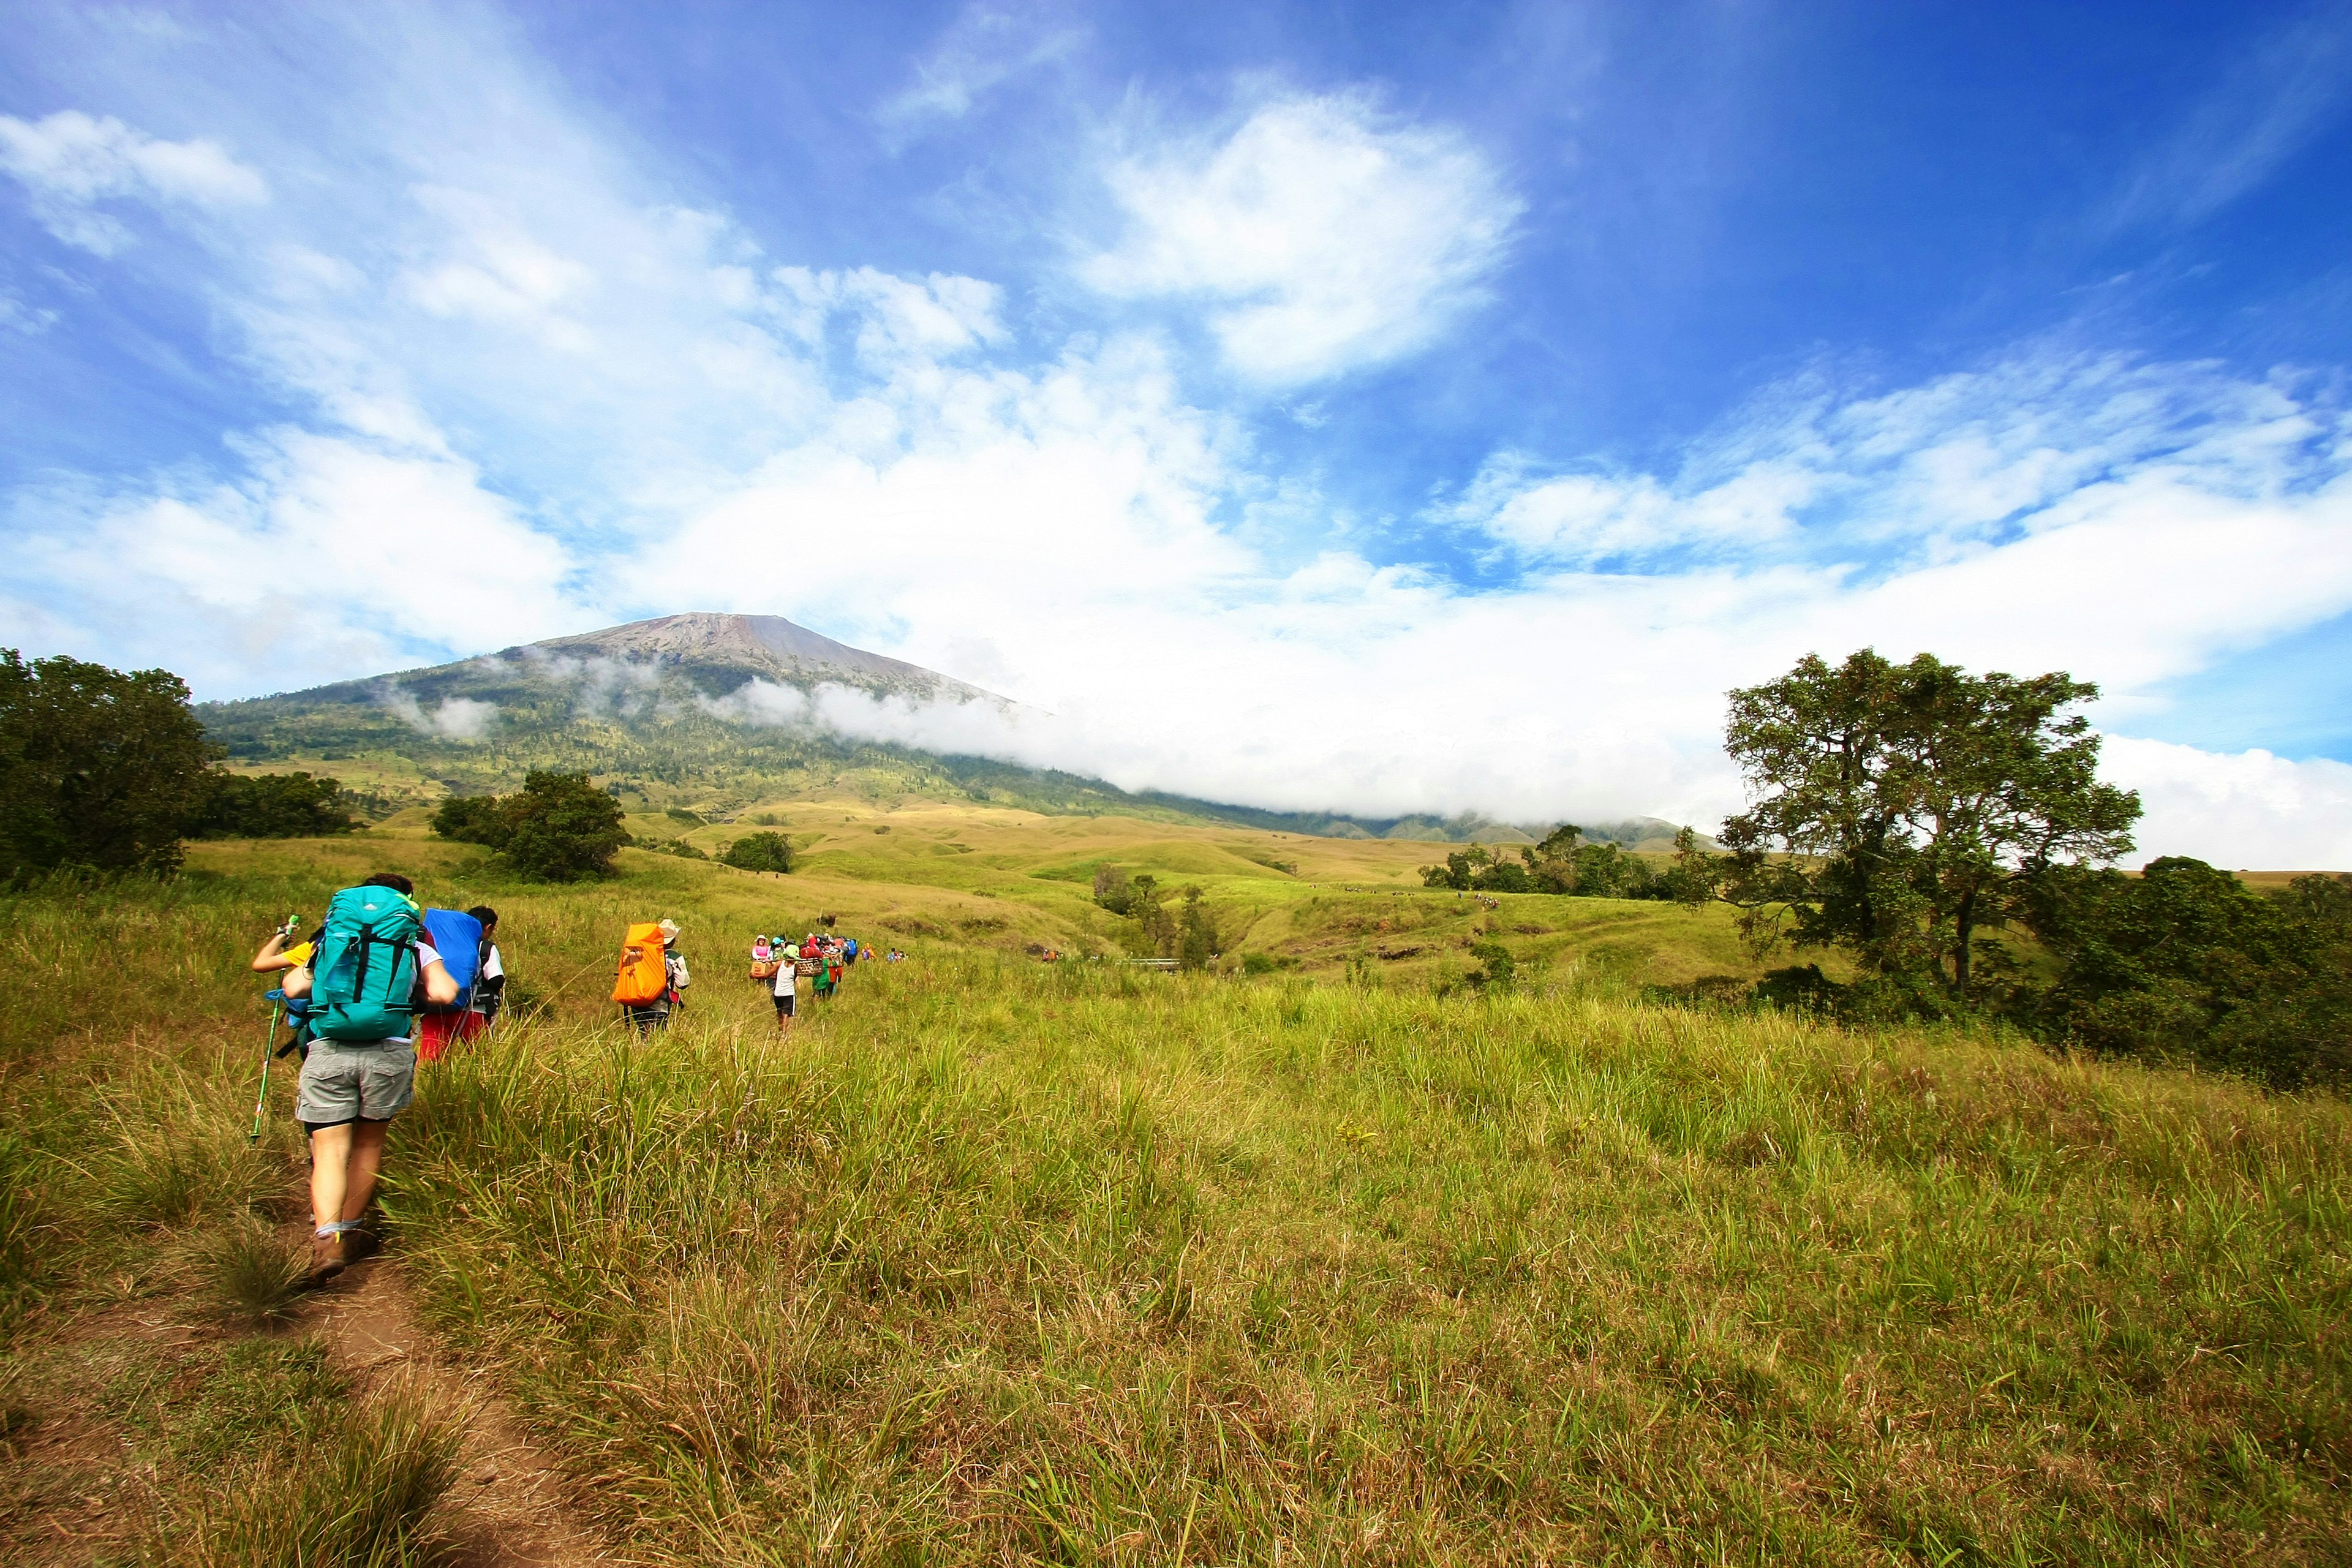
[305,1245,616,1567]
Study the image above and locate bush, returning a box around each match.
[0,649,216,878]
[2028,859,2352,1087]
[192,772,357,839]
[429,793,510,848]
[722,832,794,873]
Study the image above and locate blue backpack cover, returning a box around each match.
[421,908,484,1011]
[309,886,424,1042]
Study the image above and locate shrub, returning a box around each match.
[429,794,510,848]
[722,831,794,873]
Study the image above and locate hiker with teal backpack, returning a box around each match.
[295,872,459,1283]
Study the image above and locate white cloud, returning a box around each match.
[12,429,582,694]
[382,689,499,740]
[2101,737,2352,870]
[878,1,1085,138]
[0,108,265,253]
[0,287,59,334]
[1081,92,1522,383]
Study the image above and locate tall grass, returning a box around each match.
[6,852,2348,1563]
[382,957,2352,1564]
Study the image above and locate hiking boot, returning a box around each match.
[340,1227,383,1265]
[306,1231,347,1286]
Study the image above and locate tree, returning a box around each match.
[1719,649,2140,1000]
[495,771,630,880]
[1129,873,1175,956]
[722,831,794,873]
[431,794,512,848]
[193,771,358,839]
[1092,864,1134,914]
[2026,860,2351,1087]
[0,649,217,879]
[1177,886,1218,971]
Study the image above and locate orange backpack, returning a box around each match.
[612,922,668,1006]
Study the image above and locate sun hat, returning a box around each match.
[657,918,682,942]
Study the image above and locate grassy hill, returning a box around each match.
[4,819,2346,1564]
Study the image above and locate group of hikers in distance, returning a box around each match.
[249,870,883,1287]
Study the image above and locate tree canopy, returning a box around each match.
[192,771,358,839]
[1719,649,2139,1000]
[0,649,217,879]
[430,771,630,880]
[722,831,795,874]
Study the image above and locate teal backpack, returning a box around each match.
[308,885,424,1042]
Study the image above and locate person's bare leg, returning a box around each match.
[309,1123,353,1231]
[307,1123,354,1279]
[341,1121,389,1222]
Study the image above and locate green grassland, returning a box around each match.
[3,818,2346,1564]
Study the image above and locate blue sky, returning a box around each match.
[4,1,2351,864]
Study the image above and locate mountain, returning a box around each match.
[197,612,1700,845]
[517,612,1003,706]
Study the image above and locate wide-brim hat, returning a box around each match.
[657,919,683,941]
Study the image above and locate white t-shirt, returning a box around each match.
[773,952,797,998]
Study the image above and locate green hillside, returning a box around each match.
[198,612,1695,848]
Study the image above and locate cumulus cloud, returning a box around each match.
[382,688,499,740]
[0,108,266,253]
[2101,736,2352,869]
[10,429,582,694]
[1081,92,1523,383]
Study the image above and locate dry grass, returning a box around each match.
[3,839,2346,1564]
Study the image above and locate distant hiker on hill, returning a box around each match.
[293,872,458,1284]
[468,906,506,1028]
[771,940,801,1034]
[615,918,690,1034]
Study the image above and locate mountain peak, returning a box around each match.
[523,613,1000,704]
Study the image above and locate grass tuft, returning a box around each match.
[163,1378,465,1568]
[197,1216,309,1326]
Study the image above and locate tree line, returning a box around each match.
[1,650,361,880]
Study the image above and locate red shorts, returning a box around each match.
[415,1010,485,1064]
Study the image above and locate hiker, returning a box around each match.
[771,940,800,1033]
[467,906,506,1028]
[752,933,773,978]
[413,905,492,1064]
[296,872,458,1283]
[250,918,315,1000]
[616,918,689,1033]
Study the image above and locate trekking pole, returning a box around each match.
[249,991,284,1143]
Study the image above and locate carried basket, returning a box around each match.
[749,960,780,981]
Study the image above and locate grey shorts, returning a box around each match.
[296,1040,417,1128]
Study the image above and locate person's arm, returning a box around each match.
[419,957,461,1007]
[251,931,293,973]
